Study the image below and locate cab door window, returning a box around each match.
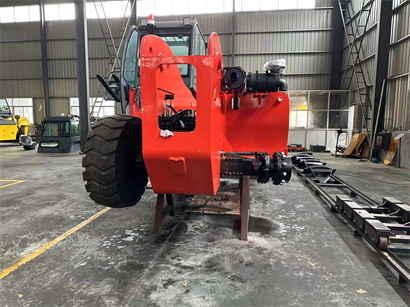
[194,26,206,56]
[60,121,70,137]
[192,26,206,91]
[42,121,59,136]
[71,121,80,137]
[123,30,139,87]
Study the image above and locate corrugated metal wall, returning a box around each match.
[340,0,378,107]
[146,13,233,70]
[385,0,410,131]
[1,0,408,125]
[234,9,333,90]
[1,6,334,104]
[0,17,124,100]
[45,19,120,98]
[0,21,43,97]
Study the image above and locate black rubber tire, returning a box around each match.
[82,115,148,208]
[23,144,35,150]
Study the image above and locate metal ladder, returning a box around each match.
[89,0,136,124]
[337,0,374,136]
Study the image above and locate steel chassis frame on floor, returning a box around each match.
[294,167,410,285]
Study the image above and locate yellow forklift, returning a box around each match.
[0,98,30,143]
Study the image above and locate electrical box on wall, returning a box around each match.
[374,132,391,150]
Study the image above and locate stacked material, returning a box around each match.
[343,133,367,156]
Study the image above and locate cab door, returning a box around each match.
[120,26,140,114]
[191,24,207,92]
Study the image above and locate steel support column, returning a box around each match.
[75,0,90,152]
[331,0,344,89]
[130,0,137,26]
[371,0,392,144]
[39,0,50,117]
[231,0,236,66]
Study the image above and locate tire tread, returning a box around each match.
[82,115,147,208]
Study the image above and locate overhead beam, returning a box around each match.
[75,0,90,152]
[39,0,50,117]
[130,0,137,26]
[330,0,344,90]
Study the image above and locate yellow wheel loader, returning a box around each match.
[0,98,30,143]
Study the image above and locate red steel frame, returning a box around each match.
[129,33,289,196]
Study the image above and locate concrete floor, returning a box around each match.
[0,144,409,306]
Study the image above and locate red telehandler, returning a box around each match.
[82,16,291,211]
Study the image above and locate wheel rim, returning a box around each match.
[127,139,144,182]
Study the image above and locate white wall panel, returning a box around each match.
[385,1,410,131]
[47,41,76,59]
[236,9,332,32]
[1,42,41,60]
[46,21,75,39]
[236,53,332,74]
[50,97,70,116]
[1,7,335,98]
[0,79,43,97]
[235,32,332,53]
[0,22,41,41]
[288,130,306,147]
[0,60,42,79]
[48,60,76,79]
[391,1,410,41]
[49,79,77,97]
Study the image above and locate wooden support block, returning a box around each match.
[154,194,165,235]
[240,176,250,241]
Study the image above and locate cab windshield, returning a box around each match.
[42,121,59,137]
[122,33,191,88]
[160,36,190,75]
[0,98,12,115]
